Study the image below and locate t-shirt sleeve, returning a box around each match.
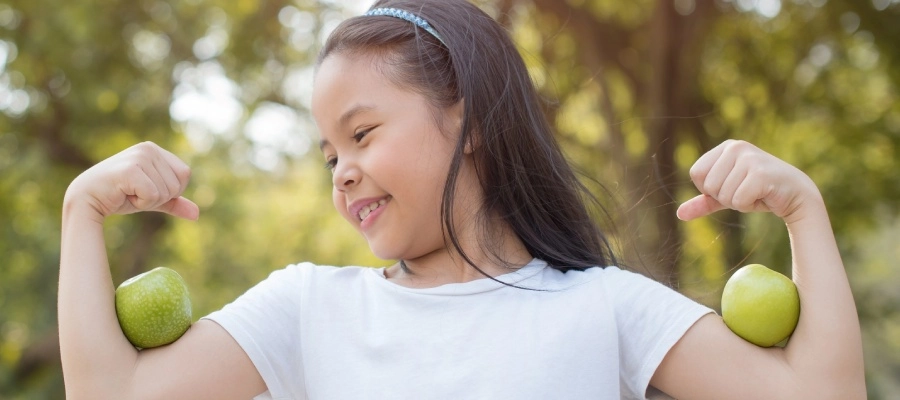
[202,263,310,400]
[600,267,714,400]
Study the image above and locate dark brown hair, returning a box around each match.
[317,0,618,273]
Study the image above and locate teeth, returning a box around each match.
[358,199,388,221]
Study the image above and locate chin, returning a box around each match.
[369,247,403,262]
[365,238,401,261]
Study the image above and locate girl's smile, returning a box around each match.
[349,195,391,229]
[312,53,468,262]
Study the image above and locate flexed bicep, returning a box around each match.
[60,142,207,399]
[128,320,267,400]
[667,140,865,399]
[650,314,801,400]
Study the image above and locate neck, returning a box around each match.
[385,152,533,288]
[385,224,533,289]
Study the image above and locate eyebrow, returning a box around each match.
[318,104,376,151]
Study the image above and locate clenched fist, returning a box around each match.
[677,140,823,225]
[64,142,199,221]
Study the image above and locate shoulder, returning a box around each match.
[535,264,658,290]
[236,262,382,301]
[207,262,383,322]
[540,265,700,314]
[514,265,656,308]
[584,265,657,281]
[263,262,381,285]
[581,265,675,293]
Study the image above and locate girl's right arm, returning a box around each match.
[59,142,266,399]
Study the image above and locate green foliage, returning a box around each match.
[509,0,900,396]
[0,0,377,396]
[0,0,898,397]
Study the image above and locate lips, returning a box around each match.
[349,196,392,222]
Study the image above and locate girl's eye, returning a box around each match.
[353,127,374,143]
[324,157,337,172]
[323,127,373,173]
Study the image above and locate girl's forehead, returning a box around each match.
[314,54,389,102]
[315,52,391,89]
[312,53,435,142]
[312,55,380,117]
[312,53,418,122]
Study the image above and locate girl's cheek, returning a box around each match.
[332,188,350,222]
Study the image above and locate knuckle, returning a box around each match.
[719,139,737,151]
[134,141,157,155]
[171,181,185,198]
[688,164,703,180]
[177,164,192,182]
[131,148,153,165]
[731,197,751,211]
[135,189,160,209]
[722,140,745,156]
[689,166,707,186]
[730,140,759,155]
[146,187,162,203]
[159,184,172,199]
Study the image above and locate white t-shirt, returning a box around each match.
[204,259,712,400]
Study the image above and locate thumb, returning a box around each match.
[677,194,726,221]
[156,196,200,220]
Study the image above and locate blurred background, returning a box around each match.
[0,0,898,397]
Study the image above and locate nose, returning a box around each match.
[332,159,361,190]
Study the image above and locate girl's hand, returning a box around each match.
[676,140,822,225]
[64,141,199,221]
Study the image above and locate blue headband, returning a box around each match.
[364,7,446,46]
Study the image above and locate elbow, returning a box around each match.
[63,371,136,400]
[799,387,866,400]
[785,347,867,400]
[848,385,868,400]
[793,377,866,400]
[66,387,123,400]
[829,380,867,400]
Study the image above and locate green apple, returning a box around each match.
[721,264,800,347]
[115,267,192,349]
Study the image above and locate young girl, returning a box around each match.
[58,0,866,398]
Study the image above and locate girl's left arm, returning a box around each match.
[650,140,866,399]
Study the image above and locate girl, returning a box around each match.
[58,0,865,398]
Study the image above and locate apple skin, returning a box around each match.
[721,264,800,347]
[115,267,192,349]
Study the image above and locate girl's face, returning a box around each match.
[312,53,468,261]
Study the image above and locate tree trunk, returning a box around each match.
[524,0,722,285]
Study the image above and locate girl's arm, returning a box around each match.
[59,142,265,399]
[650,140,866,399]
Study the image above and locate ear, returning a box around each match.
[446,99,478,155]
[464,139,476,155]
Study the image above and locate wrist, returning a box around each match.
[783,192,829,230]
[62,190,106,226]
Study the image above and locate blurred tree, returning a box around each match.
[0,0,898,397]
[497,0,900,395]
[0,0,380,397]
